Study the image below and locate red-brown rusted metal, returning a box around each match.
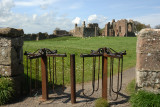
[30,59,32,95]
[52,57,55,90]
[41,55,48,101]
[102,56,108,99]
[80,47,126,101]
[70,54,76,104]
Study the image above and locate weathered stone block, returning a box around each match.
[0,64,24,76]
[0,36,23,47]
[0,47,11,65]
[136,70,160,93]
[136,29,160,71]
[0,28,24,37]
[136,28,160,93]
[0,46,23,65]
[0,65,11,76]
[0,27,24,76]
[136,53,160,71]
[137,29,160,54]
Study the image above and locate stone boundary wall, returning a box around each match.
[0,27,24,95]
[136,28,160,93]
[23,33,57,41]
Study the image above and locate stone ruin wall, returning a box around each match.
[136,28,160,93]
[83,27,98,37]
[73,21,99,37]
[116,19,128,37]
[0,27,24,95]
[103,19,135,37]
[53,30,70,36]
[74,26,84,37]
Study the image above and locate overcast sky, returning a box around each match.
[0,0,160,34]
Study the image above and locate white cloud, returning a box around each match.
[88,14,107,23]
[0,0,14,17]
[0,0,74,34]
[88,14,97,22]
[132,14,160,28]
[87,14,107,28]
[32,14,37,21]
[15,0,58,9]
[72,17,81,24]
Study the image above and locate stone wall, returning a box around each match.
[136,28,160,93]
[23,33,56,41]
[103,19,135,37]
[53,30,70,36]
[0,27,24,95]
[72,21,99,37]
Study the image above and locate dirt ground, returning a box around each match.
[2,67,135,107]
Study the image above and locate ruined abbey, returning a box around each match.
[71,21,99,37]
[102,19,135,37]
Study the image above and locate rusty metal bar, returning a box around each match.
[37,58,39,89]
[102,56,108,99]
[26,56,29,92]
[41,55,48,101]
[49,57,51,82]
[35,59,38,90]
[26,53,66,59]
[30,59,32,94]
[46,54,67,57]
[30,59,32,95]
[29,56,41,59]
[103,53,122,58]
[80,54,102,57]
[70,54,76,104]
[53,57,55,90]
[55,57,57,84]
[62,57,65,91]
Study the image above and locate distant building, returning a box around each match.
[72,21,99,37]
[53,30,69,36]
[102,19,135,37]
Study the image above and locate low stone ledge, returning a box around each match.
[0,27,24,37]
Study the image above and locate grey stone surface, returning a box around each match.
[0,28,24,37]
[0,28,24,76]
[136,28,160,93]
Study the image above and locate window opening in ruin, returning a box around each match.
[119,26,121,32]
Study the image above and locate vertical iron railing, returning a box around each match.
[24,48,67,101]
[80,47,126,100]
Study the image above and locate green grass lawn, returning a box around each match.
[23,36,137,85]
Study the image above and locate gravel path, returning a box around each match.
[2,67,135,107]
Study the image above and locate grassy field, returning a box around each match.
[23,36,137,85]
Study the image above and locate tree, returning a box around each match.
[155,24,160,29]
[134,21,150,33]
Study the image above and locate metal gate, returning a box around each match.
[24,47,126,103]
[24,48,67,101]
[80,47,126,100]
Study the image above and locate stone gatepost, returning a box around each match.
[136,28,160,93]
[0,27,24,95]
